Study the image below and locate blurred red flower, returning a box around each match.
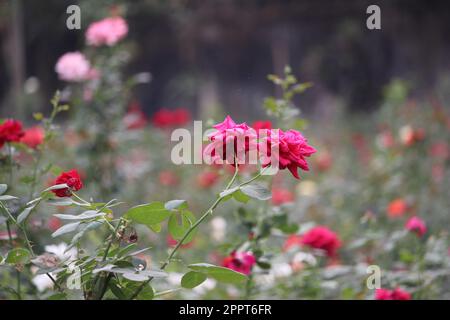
[196,170,220,188]
[20,126,45,149]
[271,188,294,205]
[0,119,25,148]
[387,198,408,218]
[222,251,256,275]
[152,108,191,128]
[47,217,62,232]
[159,170,179,186]
[52,169,84,198]
[283,234,303,251]
[301,226,341,257]
[124,101,148,130]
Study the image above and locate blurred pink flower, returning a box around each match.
[405,216,427,237]
[222,251,256,275]
[196,170,220,189]
[375,288,411,300]
[271,188,294,205]
[55,52,91,82]
[86,16,128,46]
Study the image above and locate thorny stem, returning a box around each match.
[130,166,269,299]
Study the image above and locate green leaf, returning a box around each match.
[51,221,81,238]
[54,211,105,221]
[0,184,7,195]
[47,293,67,300]
[168,211,196,242]
[6,248,31,264]
[181,271,207,289]
[240,184,271,201]
[149,223,161,233]
[220,187,239,198]
[17,206,36,224]
[43,183,68,192]
[47,198,74,206]
[188,263,247,284]
[0,195,18,201]
[165,199,188,211]
[233,190,250,203]
[125,202,171,227]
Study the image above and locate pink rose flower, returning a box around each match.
[203,116,258,166]
[222,251,256,275]
[405,216,427,237]
[55,52,91,82]
[86,16,128,46]
[301,226,341,258]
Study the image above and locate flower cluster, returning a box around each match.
[0,119,44,149]
[204,116,316,178]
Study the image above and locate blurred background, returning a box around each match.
[1,0,450,120]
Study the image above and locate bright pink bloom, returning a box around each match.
[0,119,24,147]
[301,226,341,257]
[86,16,128,46]
[55,52,91,82]
[20,126,45,149]
[222,251,256,275]
[375,288,411,300]
[405,216,427,237]
[124,102,148,130]
[260,129,316,179]
[203,116,258,166]
[52,169,83,198]
[271,188,294,205]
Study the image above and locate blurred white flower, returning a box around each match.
[210,216,227,242]
[292,251,317,266]
[45,243,77,262]
[32,273,54,292]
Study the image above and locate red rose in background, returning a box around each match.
[252,120,272,137]
[172,108,191,126]
[387,198,408,218]
[271,188,294,205]
[301,226,341,258]
[167,234,193,249]
[196,170,220,188]
[52,169,84,197]
[375,288,411,300]
[405,216,427,237]
[20,126,45,149]
[159,170,179,186]
[283,234,303,251]
[152,108,191,128]
[47,217,62,232]
[0,119,25,148]
[124,101,148,130]
[222,251,256,275]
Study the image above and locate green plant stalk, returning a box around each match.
[129,165,268,299]
[0,201,61,292]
